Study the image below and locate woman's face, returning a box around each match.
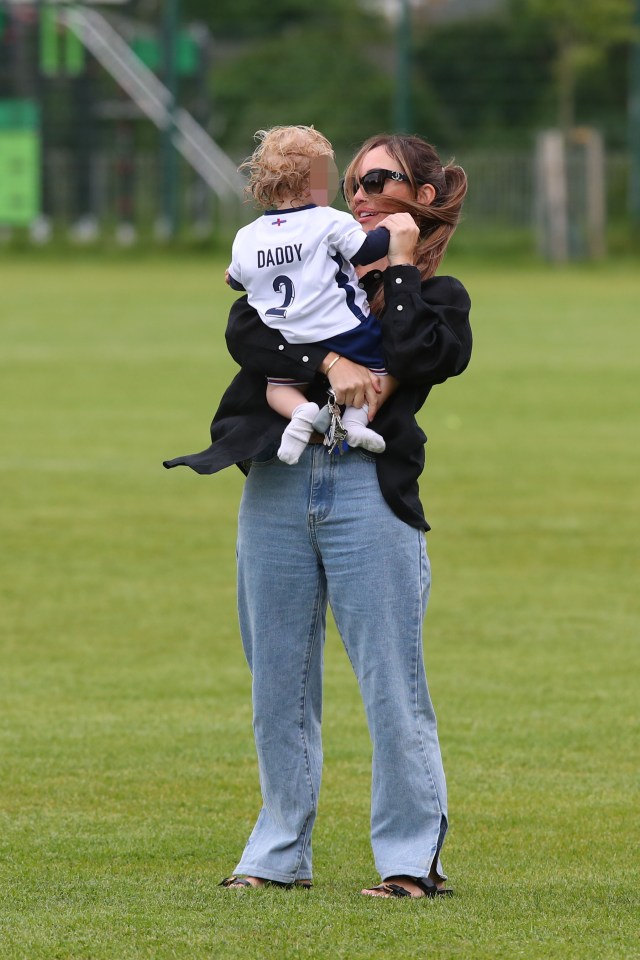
[349,145,415,232]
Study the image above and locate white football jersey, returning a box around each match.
[228,204,372,344]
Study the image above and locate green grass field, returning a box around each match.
[1,253,638,959]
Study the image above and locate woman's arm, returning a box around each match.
[225,295,326,378]
[379,267,472,385]
[225,296,383,413]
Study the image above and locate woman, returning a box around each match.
[164,134,472,898]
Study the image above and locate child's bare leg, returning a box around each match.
[266,383,309,419]
[341,375,398,453]
[266,383,319,466]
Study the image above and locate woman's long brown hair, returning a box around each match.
[343,134,467,316]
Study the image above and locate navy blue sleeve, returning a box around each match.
[350,226,390,267]
[227,274,246,292]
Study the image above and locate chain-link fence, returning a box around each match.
[6,145,620,246]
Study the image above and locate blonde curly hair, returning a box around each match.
[240,125,334,208]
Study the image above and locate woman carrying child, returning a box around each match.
[165,130,472,898]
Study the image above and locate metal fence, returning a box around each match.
[37,147,245,243]
[4,146,632,245]
[461,148,630,229]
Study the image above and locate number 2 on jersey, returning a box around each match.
[265,275,295,320]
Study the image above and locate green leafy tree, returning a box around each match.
[139,0,634,157]
[209,9,394,162]
[412,13,555,149]
[510,0,634,131]
[181,0,352,38]
[411,1,633,149]
[130,0,395,161]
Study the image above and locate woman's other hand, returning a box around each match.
[320,354,382,416]
[378,212,419,266]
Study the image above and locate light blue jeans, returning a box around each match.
[234,444,448,885]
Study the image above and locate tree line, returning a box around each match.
[173,0,635,160]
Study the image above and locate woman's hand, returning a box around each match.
[320,354,382,416]
[378,212,420,266]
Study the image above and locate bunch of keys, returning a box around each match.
[312,389,348,454]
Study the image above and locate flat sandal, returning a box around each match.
[220,875,312,890]
[362,876,453,899]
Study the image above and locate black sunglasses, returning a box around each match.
[340,168,411,200]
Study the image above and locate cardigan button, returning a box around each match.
[302,355,309,363]
[396,304,404,311]
[278,344,285,350]
[395,277,403,284]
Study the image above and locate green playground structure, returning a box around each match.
[0,98,39,226]
[0,0,245,241]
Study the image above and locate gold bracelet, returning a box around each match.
[325,355,343,374]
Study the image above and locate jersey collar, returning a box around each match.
[263,204,317,215]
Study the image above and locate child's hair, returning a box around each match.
[240,125,334,208]
[342,134,467,296]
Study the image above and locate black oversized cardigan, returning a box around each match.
[164,264,472,531]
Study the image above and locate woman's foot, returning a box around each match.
[220,875,265,889]
[220,875,312,890]
[361,875,452,898]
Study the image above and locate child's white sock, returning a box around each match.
[341,405,386,453]
[277,402,320,465]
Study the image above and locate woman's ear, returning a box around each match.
[417,182,436,205]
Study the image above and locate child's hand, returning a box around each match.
[377,212,419,266]
[224,269,231,285]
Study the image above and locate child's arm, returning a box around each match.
[349,226,390,267]
[225,268,245,291]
